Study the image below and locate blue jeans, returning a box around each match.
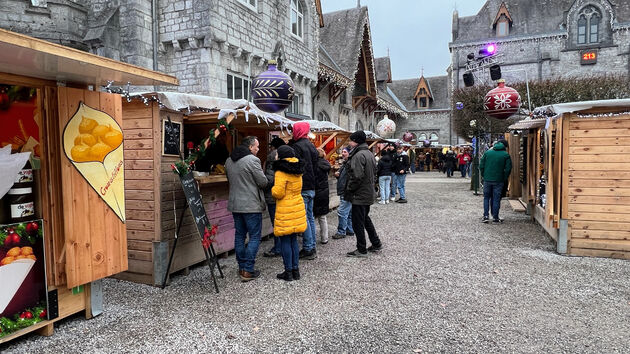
[301,190,316,251]
[390,173,396,198]
[337,197,354,235]
[467,162,472,177]
[279,234,299,270]
[267,203,280,254]
[395,174,406,199]
[483,181,504,220]
[459,164,467,177]
[410,162,416,173]
[233,213,262,273]
[378,175,391,202]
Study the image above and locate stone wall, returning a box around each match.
[394,110,452,145]
[0,0,89,50]
[158,0,319,114]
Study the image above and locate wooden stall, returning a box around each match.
[118,93,292,286]
[509,99,630,260]
[0,29,178,343]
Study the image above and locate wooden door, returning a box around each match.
[58,87,128,288]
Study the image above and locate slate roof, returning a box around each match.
[320,6,371,80]
[453,0,630,43]
[376,82,408,118]
[389,75,450,111]
[375,57,391,82]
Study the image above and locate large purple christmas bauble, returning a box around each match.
[423,140,431,147]
[483,79,521,120]
[402,132,413,142]
[251,60,295,113]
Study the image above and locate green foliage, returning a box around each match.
[0,306,46,337]
[452,75,630,140]
[170,118,233,176]
[0,220,43,245]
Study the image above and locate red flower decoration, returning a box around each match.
[201,224,219,249]
[187,141,195,149]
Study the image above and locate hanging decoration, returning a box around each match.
[171,118,232,176]
[423,140,431,147]
[251,60,295,113]
[402,132,413,142]
[483,79,521,120]
[376,115,396,138]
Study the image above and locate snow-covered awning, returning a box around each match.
[533,98,630,117]
[300,120,349,133]
[508,117,548,130]
[364,130,384,140]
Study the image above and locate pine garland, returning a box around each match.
[171,119,232,176]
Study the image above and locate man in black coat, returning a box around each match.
[290,121,319,260]
[392,145,410,203]
[345,130,382,257]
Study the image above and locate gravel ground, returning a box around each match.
[2,171,630,353]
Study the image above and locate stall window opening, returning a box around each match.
[227,74,251,100]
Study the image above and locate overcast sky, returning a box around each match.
[320,0,487,80]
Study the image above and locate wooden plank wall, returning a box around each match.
[566,114,630,260]
[57,87,127,288]
[120,100,160,283]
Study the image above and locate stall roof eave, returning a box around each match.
[533,98,630,116]
[508,118,548,130]
[0,28,179,86]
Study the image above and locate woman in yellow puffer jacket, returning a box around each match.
[272,145,307,281]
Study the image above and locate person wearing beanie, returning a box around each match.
[290,121,319,260]
[345,130,382,257]
[333,146,355,239]
[263,137,286,258]
[272,145,307,281]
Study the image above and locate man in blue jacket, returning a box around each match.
[480,141,512,223]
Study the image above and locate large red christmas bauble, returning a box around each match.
[483,80,521,120]
[402,132,413,142]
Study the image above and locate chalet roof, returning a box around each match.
[376,82,408,118]
[389,75,450,111]
[453,0,630,43]
[320,6,372,81]
[375,57,391,82]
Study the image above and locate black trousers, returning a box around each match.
[351,204,381,253]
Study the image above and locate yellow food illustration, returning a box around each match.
[7,247,21,257]
[79,116,98,134]
[215,164,226,174]
[1,247,37,266]
[70,119,123,163]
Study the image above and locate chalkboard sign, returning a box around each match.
[179,171,210,239]
[162,119,181,156]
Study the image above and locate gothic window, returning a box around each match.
[577,6,601,45]
[317,110,330,122]
[418,133,427,141]
[577,15,587,44]
[291,0,304,39]
[355,120,364,131]
[227,73,251,100]
[430,132,439,141]
[339,90,347,105]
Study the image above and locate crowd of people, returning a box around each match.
[224,122,382,282]
[224,120,511,282]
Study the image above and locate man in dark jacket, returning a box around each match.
[290,121,318,260]
[392,145,410,203]
[225,136,269,281]
[333,147,355,239]
[480,141,512,223]
[345,131,382,257]
[377,151,393,204]
[263,137,285,258]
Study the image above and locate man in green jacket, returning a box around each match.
[479,141,512,223]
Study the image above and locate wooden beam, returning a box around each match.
[368,140,379,149]
[327,136,350,159]
[317,132,338,149]
[352,96,368,109]
[331,86,346,103]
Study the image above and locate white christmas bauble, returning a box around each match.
[376,115,396,138]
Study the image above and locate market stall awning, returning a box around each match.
[300,120,349,134]
[0,28,178,87]
[507,117,548,130]
[533,98,630,116]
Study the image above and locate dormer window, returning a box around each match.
[493,2,512,38]
[577,6,601,45]
[419,97,427,108]
[496,17,509,37]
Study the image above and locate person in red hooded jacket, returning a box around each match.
[290,121,319,260]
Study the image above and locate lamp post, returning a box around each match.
[470,120,480,195]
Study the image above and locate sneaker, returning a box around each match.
[367,244,383,252]
[276,270,293,281]
[493,218,504,223]
[346,249,368,258]
[263,250,281,258]
[390,197,396,201]
[240,269,261,282]
[320,239,329,245]
[332,233,346,239]
[481,216,489,223]
[378,200,386,205]
[292,268,301,280]
[385,200,390,204]
[396,198,408,203]
[299,249,317,260]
